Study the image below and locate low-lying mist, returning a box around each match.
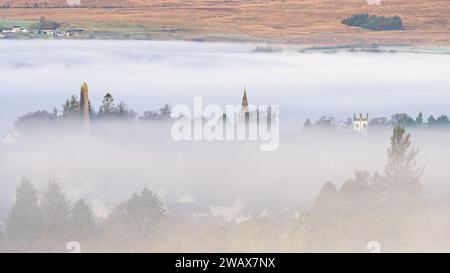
[2,40,450,133]
[2,121,450,252]
[2,40,450,252]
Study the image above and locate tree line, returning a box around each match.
[1,180,165,252]
[0,126,433,252]
[303,112,450,129]
[15,91,450,131]
[15,92,173,131]
[341,13,402,31]
[308,126,424,250]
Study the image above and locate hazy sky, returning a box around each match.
[1,40,450,134]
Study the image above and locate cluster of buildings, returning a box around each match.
[0,25,27,38]
[0,25,29,34]
[0,26,83,39]
[164,192,296,225]
[42,29,84,38]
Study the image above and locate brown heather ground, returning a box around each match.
[0,0,449,45]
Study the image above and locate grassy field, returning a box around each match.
[0,18,36,28]
[0,0,449,45]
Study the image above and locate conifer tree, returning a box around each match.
[303,119,312,129]
[69,199,95,239]
[98,93,115,119]
[108,188,166,240]
[61,95,80,119]
[40,181,71,240]
[415,112,423,126]
[6,179,42,251]
[384,126,424,198]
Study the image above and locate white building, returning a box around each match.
[67,0,81,6]
[11,26,21,33]
[367,0,382,5]
[353,113,369,134]
[209,198,252,224]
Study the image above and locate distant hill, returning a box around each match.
[0,0,449,45]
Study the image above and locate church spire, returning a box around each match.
[241,86,249,115]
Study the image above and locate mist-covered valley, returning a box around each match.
[1,40,450,133]
[2,41,450,252]
[3,120,450,252]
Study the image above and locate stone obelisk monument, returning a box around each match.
[80,82,90,128]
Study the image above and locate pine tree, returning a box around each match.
[159,103,172,120]
[115,101,136,120]
[384,126,424,198]
[303,119,312,129]
[61,95,80,119]
[40,181,71,241]
[108,188,166,240]
[98,93,115,119]
[6,179,42,251]
[415,112,423,126]
[436,115,449,126]
[428,115,436,126]
[69,199,95,239]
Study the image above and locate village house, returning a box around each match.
[65,29,84,37]
[12,26,28,33]
[11,26,21,32]
[1,26,29,34]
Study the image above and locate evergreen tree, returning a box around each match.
[40,181,71,241]
[315,116,335,129]
[370,117,387,127]
[139,103,172,121]
[390,113,415,127]
[158,103,172,120]
[97,93,136,120]
[436,115,449,126]
[98,93,116,119]
[341,13,402,31]
[69,199,95,239]
[61,95,80,119]
[384,126,424,198]
[108,188,166,240]
[415,112,423,126]
[303,119,312,129]
[139,110,160,121]
[15,110,57,132]
[427,115,436,126]
[115,101,137,120]
[314,181,338,210]
[33,16,60,32]
[6,179,42,251]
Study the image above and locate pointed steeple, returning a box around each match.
[241,86,249,115]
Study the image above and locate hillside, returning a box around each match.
[0,0,449,45]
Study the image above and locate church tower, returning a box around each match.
[241,86,249,115]
[80,82,90,127]
[353,113,369,133]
